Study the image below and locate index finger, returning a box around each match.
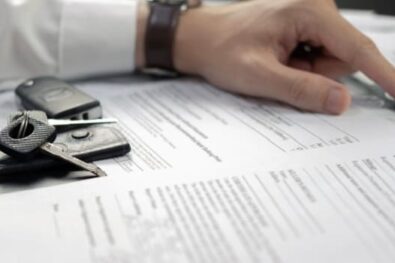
[318,10,395,97]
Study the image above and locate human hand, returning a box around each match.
[170,0,395,114]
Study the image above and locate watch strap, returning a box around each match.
[145,2,181,71]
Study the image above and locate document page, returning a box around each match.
[1,72,395,262]
[92,79,395,174]
[0,143,394,263]
[2,77,395,178]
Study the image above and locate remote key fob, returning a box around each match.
[15,77,102,120]
[0,126,131,176]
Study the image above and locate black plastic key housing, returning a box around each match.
[0,112,56,159]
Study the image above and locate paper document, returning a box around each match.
[88,79,395,174]
[1,71,395,261]
[0,142,394,263]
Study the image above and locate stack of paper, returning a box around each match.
[0,76,395,262]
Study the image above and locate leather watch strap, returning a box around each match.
[145,2,181,71]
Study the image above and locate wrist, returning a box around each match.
[135,0,206,73]
[136,1,149,69]
[173,10,196,74]
[174,6,214,75]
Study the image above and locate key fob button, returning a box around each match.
[24,80,35,87]
[72,130,91,140]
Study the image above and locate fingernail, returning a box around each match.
[325,88,345,114]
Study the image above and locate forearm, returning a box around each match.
[0,0,138,86]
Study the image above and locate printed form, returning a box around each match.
[0,143,394,263]
[0,78,395,262]
[95,79,395,174]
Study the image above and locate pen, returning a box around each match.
[293,43,395,108]
[350,73,395,109]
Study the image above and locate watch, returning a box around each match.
[144,0,201,76]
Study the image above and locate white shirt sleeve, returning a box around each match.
[0,0,138,89]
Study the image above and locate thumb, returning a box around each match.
[266,63,351,114]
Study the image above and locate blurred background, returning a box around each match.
[337,0,395,14]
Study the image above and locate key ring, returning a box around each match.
[16,112,29,139]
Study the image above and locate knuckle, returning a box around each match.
[323,0,336,4]
[277,0,310,16]
[350,36,379,66]
[289,1,315,14]
[359,37,378,52]
[281,1,324,27]
[278,0,334,16]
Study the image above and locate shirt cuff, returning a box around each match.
[60,0,138,79]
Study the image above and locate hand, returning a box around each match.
[139,0,395,114]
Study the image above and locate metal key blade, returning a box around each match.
[40,142,107,177]
[48,118,118,127]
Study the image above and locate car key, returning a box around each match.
[48,118,117,127]
[9,111,117,130]
[0,126,131,176]
[15,77,102,120]
[0,112,107,177]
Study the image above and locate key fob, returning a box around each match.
[0,114,56,159]
[8,111,49,124]
[0,126,131,176]
[15,77,102,120]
